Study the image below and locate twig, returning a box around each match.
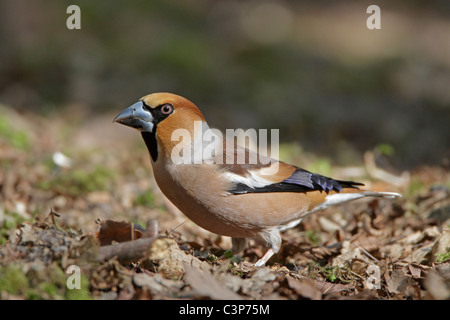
[354,242,379,263]
[292,261,302,274]
[169,220,187,234]
[96,220,159,263]
[96,236,157,264]
[348,269,365,280]
[46,207,61,228]
[143,220,159,238]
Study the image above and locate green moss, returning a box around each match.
[0,263,92,300]
[134,190,156,207]
[207,254,218,263]
[305,230,319,246]
[64,274,92,300]
[306,262,353,283]
[278,142,304,165]
[322,265,353,283]
[0,210,28,244]
[0,116,30,150]
[223,250,234,259]
[435,250,450,263]
[229,263,245,278]
[0,265,29,295]
[407,176,426,197]
[308,158,333,177]
[375,143,395,157]
[321,266,340,282]
[37,165,115,196]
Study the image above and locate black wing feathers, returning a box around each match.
[229,168,364,194]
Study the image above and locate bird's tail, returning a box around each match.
[359,191,402,199]
[305,190,401,216]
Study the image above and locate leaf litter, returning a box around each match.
[0,109,449,300]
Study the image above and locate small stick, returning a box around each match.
[96,236,157,264]
[96,220,159,263]
[46,207,61,227]
[354,242,379,262]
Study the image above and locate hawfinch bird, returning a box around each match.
[114,92,400,266]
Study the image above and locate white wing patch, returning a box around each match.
[223,171,274,189]
[223,161,282,189]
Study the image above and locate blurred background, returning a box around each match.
[0,0,449,169]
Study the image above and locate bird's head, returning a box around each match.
[114,92,206,162]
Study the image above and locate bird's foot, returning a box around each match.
[254,248,274,267]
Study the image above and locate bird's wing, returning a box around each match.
[216,145,363,194]
[227,166,364,194]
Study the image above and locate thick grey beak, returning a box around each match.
[114,101,154,132]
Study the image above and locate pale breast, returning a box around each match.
[151,159,312,238]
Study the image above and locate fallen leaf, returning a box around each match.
[92,220,143,246]
[408,264,424,279]
[315,280,355,296]
[424,270,450,300]
[239,267,279,299]
[183,262,242,300]
[133,272,183,299]
[385,267,416,296]
[148,237,211,279]
[286,277,322,300]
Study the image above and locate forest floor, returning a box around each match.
[0,106,449,300]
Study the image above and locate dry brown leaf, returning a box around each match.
[315,280,356,296]
[133,272,184,299]
[286,277,322,300]
[434,261,450,280]
[424,270,450,300]
[384,267,416,295]
[92,220,143,246]
[408,264,423,279]
[148,238,186,278]
[183,262,242,300]
[148,237,211,279]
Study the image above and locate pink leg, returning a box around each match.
[254,248,274,267]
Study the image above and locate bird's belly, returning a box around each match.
[152,163,312,238]
[159,183,259,237]
[159,178,310,237]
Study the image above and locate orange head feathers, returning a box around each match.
[114,92,205,161]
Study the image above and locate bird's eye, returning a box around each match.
[161,104,173,115]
